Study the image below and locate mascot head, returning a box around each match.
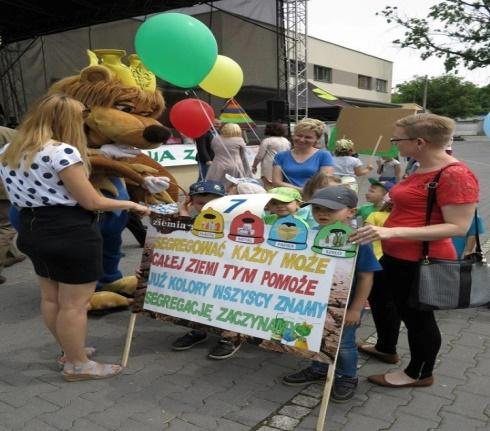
[49,49,170,149]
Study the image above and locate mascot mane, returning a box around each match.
[50,75,165,117]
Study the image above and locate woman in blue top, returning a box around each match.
[272,118,334,191]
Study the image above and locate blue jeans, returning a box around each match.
[311,313,363,378]
[198,161,209,181]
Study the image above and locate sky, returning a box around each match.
[307,0,489,89]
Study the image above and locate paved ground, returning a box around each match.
[0,137,489,431]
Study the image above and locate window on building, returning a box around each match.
[358,75,372,90]
[289,59,306,76]
[376,79,388,92]
[313,65,332,82]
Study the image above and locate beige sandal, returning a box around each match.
[57,347,96,368]
[62,360,123,382]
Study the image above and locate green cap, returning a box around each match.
[268,187,302,203]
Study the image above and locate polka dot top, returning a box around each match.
[0,141,83,208]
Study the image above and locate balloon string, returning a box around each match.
[189,89,220,137]
[231,97,261,143]
[190,90,248,180]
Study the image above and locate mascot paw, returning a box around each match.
[99,144,141,159]
[88,291,133,311]
[144,176,170,194]
[100,276,138,296]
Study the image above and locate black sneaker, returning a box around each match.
[207,338,242,360]
[171,330,208,351]
[282,366,327,386]
[331,376,358,403]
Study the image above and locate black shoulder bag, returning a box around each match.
[409,167,490,310]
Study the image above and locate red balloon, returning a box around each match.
[169,98,215,139]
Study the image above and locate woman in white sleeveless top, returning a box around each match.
[252,123,290,189]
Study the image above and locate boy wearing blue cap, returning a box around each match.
[282,186,381,403]
[357,178,394,221]
[179,180,225,217]
[168,180,238,357]
[148,180,225,218]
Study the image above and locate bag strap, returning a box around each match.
[474,208,482,255]
[422,163,458,257]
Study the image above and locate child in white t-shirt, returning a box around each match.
[376,157,401,183]
[333,139,373,177]
[333,139,372,192]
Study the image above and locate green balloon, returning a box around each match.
[135,13,218,88]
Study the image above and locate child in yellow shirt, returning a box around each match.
[365,199,393,260]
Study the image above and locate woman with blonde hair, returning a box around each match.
[351,113,479,388]
[0,93,150,381]
[252,122,290,189]
[205,122,252,187]
[272,118,335,191]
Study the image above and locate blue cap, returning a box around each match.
[368,178,395,192]
[189,180,225,196]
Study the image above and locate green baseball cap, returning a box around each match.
[268,187,303,203]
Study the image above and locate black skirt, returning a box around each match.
[17,205,103,284]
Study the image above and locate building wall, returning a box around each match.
[219,14,278,89]
[307,36,393,103]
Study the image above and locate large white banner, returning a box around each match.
[141,195,358,355]
[144,222,335,352]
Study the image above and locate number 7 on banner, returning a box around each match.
[223,198,247,213]
[203,194,272,221]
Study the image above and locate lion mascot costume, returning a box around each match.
[48,49,179,310]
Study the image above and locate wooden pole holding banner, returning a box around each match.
[357,135,383,192]
[316,360,337,430]
[121,313,137,367]
[315,240,360,431]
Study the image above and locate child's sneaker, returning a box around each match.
[331,375,358,403]
[171,330,208,351]
[207,338,242,360]
[282,366,327,386]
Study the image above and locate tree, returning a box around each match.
[476,84,490,113]
[379,1,490,72]
[392,75,484,118]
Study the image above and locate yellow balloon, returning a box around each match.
[199,55,243,98]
